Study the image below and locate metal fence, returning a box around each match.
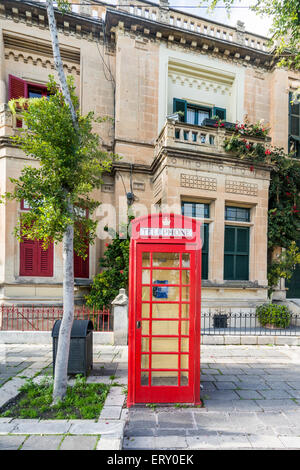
[0,305,113,332]
[201,309,300,336]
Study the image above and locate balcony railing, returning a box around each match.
[155,118,269,159]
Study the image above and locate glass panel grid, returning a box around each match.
[140,252,191,387]
[225,206,250,222]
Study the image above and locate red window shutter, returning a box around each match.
[8,75,27,128]
[20,238,53,277]
[74,243,89,278]
[20,238,35,276]
[38,241,54,277]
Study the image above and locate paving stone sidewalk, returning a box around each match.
[0,343,128,450]
[2,343,300,450]
[123,345,300,450]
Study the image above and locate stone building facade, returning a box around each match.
[0,0,299,309]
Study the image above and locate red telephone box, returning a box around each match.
[127,213,201,406]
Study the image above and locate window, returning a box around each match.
[181,201,209,219]
[173,98,226,126]
[181,202,209,279]
[224,226,249,281]
[19,201,53,277]
[225,206,250,222]
[20,238,53,277]
[289,92,300,159]
[8,75,48,128]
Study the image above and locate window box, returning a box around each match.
[202,118,235,130]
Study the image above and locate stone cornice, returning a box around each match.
[105,8,276,70]
[1,0,104,42]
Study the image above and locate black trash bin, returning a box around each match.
[52,319,93,376]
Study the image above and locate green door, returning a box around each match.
[286,239,300,298]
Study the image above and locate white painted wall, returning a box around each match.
[158,43,246,132]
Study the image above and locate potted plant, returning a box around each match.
[256,303,291,329]
[202,115,235,130]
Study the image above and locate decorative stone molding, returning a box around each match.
[4,49,80,75]
[180,174,217,191]
[225,180,258,196]
[153,177,162,198]
[133,181,145,191]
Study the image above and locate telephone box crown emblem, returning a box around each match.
[162,217,170,226]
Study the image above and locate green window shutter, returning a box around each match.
[202,223,209,280]
[173,98,187,122]
[236,227,249,253]
[213,107,226,120]
[224,226,235,252]
[224,254,234,280]
[224,226,249,280]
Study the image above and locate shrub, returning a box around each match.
[256,303,291,329]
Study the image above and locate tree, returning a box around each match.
[200,0,300,71]
[86,221,132,310]
[1,0,114,404]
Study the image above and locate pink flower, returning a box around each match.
[105,243,109,247]
[250,165,254,172]
[286,192,292,197]
[120,270,124,274]
[265,149,271,155]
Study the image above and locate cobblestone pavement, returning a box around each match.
[123,345,300,450]
[2,343,300,450]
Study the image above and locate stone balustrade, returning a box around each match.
[31,0,270,52]
[155,119,269,159]
[0,103,17,137]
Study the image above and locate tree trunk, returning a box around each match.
[45,0,78,130]
[52,215,74,403]
[45,1,78,403]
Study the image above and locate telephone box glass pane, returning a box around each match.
[180,372,189,386]
[152,270,180,285]
[141,321,149,335]
[152,320,179,335]
[181,338,189,352]
[182,270,190,284]
[180,355,189,369]
[141,371,149,386]
[152,303,179,318]
[141,354,149,368]
[152,354,178,369]
[181,286,190,301]
[151,371,178,386]
[142,338,150,352]
[142,253,150,266]
[181,304,189,318]
[181,320,189,336]
[142,270,151,284]
[142,287,150,301]
[182,253,190,267]
[152,337,179,352]
[152,252,180,267]
[141,303,150,318]
[152,286,179,301]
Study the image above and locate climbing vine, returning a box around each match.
[224,122,300,295]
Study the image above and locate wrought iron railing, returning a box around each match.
[201,308,300,336]
[0,305,112,332]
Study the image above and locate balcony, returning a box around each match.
[155,118,270,161]
[0,104,15,138]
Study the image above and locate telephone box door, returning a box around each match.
[134,244,199,404]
